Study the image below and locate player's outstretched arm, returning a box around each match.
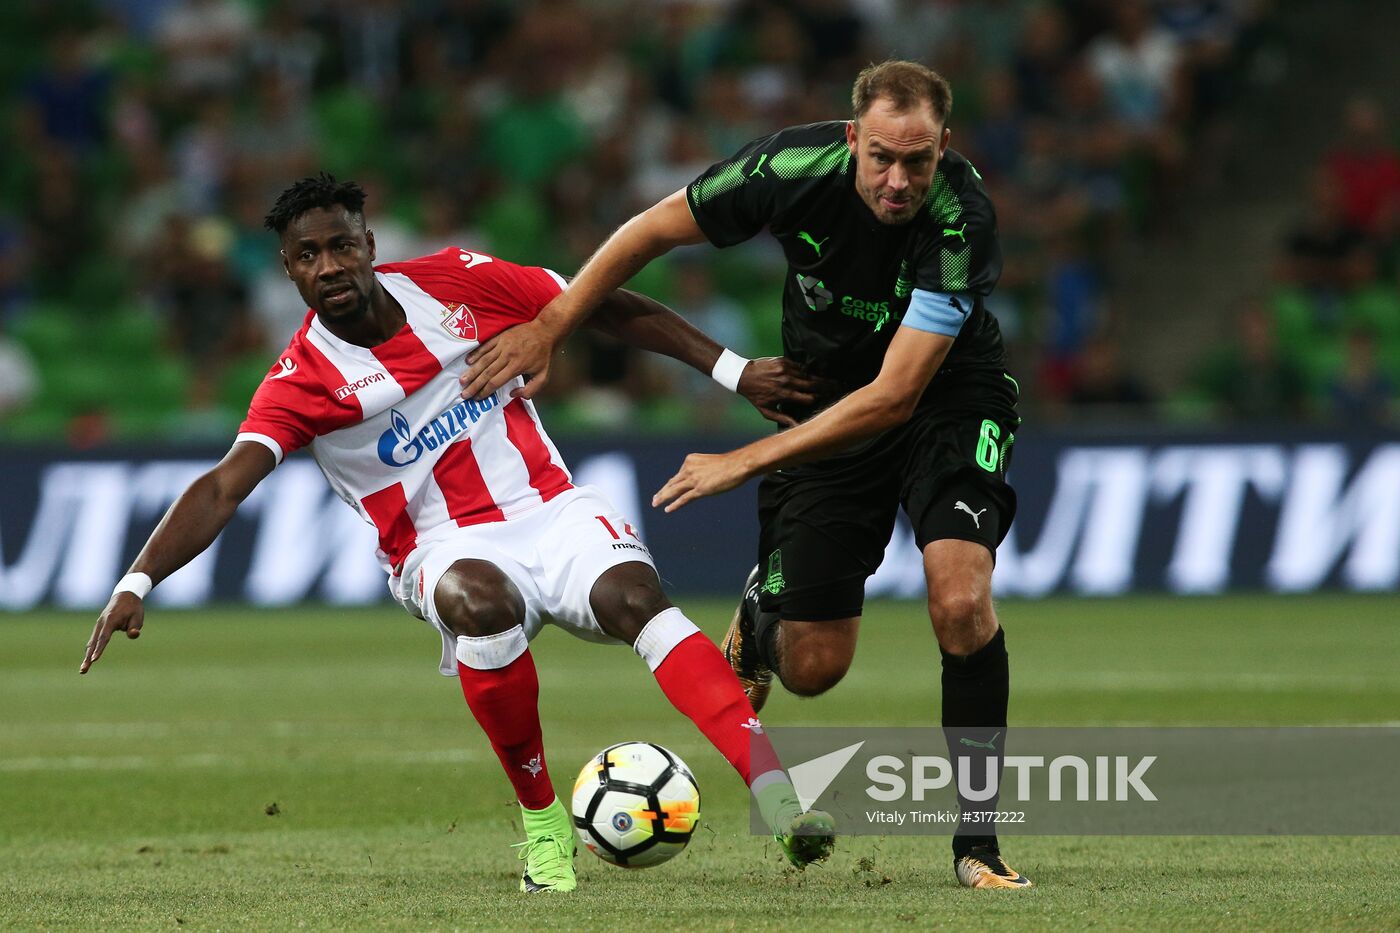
[587,287,835,427]
[652,326,954,512]
[461,189,707,402]
[80,442,275,673]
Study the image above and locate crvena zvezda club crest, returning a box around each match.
[441,302,478,340]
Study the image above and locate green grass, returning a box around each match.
[3,595,1399,930]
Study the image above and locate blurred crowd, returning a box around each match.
[1192,94,1400,426]
[5,0,1383,445]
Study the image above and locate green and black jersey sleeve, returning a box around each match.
[686,122,852,248]
[907,153,1001,298]
[897,151,1004,345]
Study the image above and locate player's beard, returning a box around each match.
[317,282,370,321]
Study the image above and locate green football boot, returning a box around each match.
[513,797,577,893]
[776,808,837,869]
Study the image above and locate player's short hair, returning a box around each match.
[264,172,367,234]
[851,60,953,125]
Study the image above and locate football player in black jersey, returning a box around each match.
[463,61,1030,889]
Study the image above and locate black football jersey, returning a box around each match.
[685,121,1007,415]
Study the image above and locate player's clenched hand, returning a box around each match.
[80,593,145,674]
[736,358,837,428]
[461,320,557,402]
[652,453,752,513]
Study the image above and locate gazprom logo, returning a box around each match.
[391,408,413,443]
[377,395,499,467]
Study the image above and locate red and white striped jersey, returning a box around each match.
[237,247,574,574]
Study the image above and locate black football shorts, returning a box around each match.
[753,369,1019,621]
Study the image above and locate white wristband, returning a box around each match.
[710,348,750,393]
[113,572,153,600]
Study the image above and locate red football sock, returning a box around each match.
[652,631,784,787]
[457,649,555,810]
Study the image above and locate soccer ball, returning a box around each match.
[571,741,701,868]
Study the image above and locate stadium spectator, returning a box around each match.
[154,215,260,408]
[97,0,182,39]
[171,96,236,215]
[791,0,867,82]
[413,0,515,74]
[153,0,253,100]
[1053,60,1129,224]
[1327,325,1395,426]
[0,330,37,418]
[694,69,767,165]
[1280,167,1369,295]
[1037,235,1107,401]
[246,5,324,100]
[1156,0,1241,119]
[113,146,184,266]
[670,254,756,428]
[1067,332,1156,413]
[1196,297,1308,422]
[866,0,957,67]
[1087,0,1184,133]
[20,27,111,157]
[108,72,162,159]
[1013,4,1074,117]
[0,215,32,325]
[26,152,91,301]
[1323,95,1400,236]
[968,69,1024,181]
[714,4,810,124]
[231,71,319,205]
[324,0,412,101]
[478,36,589,186]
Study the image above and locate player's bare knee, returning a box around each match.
[780,650,850,696]
[928,590,991,655]
[434,560,525,638]
[589,562,672,645]
[928,588,980,626]
[774,618,858,695]
[778,628,854,696]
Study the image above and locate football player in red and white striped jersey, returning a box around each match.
[80,174,836,891]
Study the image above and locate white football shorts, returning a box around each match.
[390,485,657,675]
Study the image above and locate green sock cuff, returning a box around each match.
[521,797,564,831]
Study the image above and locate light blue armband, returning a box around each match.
[902,289,972,337]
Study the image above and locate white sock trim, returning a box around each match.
[633,607,700,672]
[749,768,792,798]
[456,625,529,671]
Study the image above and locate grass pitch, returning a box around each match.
[3,595,1399,930]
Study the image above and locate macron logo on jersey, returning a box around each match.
[334,372,387,400]
[377,396,500,467]
[269,357,297,380]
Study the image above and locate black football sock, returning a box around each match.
[941,626,1009,858]
[737,565,783,671]
[751,593,782,672]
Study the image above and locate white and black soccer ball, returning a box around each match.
[571,741,701,868]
